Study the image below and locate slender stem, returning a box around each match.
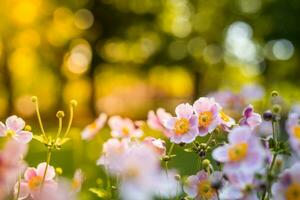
[104,166,111,199]
[54,117,63,143]
[34,99,47,138]
[207,132,214,145]
[14,172,21,200]
[41,148,52,190]
[63,104,74,138]
[167,143,175,156]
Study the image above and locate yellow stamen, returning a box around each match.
[228,143,248,162]
[293,126,300,141]
[198,180,216,199]
[28,176,43,190]
[174,118,190,135]
[220,111,230,122]
[285,183,300,200]
[122,127,130,136]
[198,111,213,128]
[5,130,15,137]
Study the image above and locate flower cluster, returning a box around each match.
[85,91,300,200]
[0,97,83,200]
[3,91,300,200]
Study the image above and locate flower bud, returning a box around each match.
[272,104,281,114]
[174,174,181,181]
[202,159,211,168]
[263,110,273,121]
[56,111,65,118]
[55,167,63,175]
[70,100,78,107]
[31,96,37,102]
[271,91,279,97]
[24,125,32,131]
[198,150,206,158]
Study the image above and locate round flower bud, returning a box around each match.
[174,174,181,181]
[202,159,211,168]
[56,111,65,118]
[272,104,281,114]
[31,96,37,102]
[55,167,63,175]
[263,110,273,121]
[70,100,78,107]
[24,125,32,131]
[271,91,279,97]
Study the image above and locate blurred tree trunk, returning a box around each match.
[2,42,13,115]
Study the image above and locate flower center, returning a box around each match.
[198,111,213,128]
[293,126,300,141]
[122,127,130,136]
[198,180,215,199]
[88,122,97,130]
[228,143,248,162]
[28,176,43,190]
[174,118,190,135]
[285,183,300,200]
[5,130,16,137]
[220,111,230,122]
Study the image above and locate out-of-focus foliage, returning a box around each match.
[0,0,299,199]
[0,0,299,120]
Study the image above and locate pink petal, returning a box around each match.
[228,126,252,144]
[18,182,30,200]
[6,115,25,132]
[247,114,262,128]
[164,117,176,130]
[36,162,55,180]
[183,175,199,198]
[108,116,123,130]
[13,131,33,144]
[24,168,37,181]
[175,103,193,119]
[212,145,229,162]
[0,122,7,136]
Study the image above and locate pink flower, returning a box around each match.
[17,162,57,199]
[117,144,179,200]
[164,103,198,144]
[71,169,84,193]
[239,105,262,130]
[97,138,129,174]
[220,171,259,200]
[272,162,300,200]
[212,126,266,174]
[0,140,27,199]
[142,137,166,157]
[108,116,143,138]
[147,108,172,137]
[219,110,235,132]
[286,112,300,155]
[184,170,222,200]
[81,113,107,141]
[193,97,220,136]
[0,115,32,144]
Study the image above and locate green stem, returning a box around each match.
[63,104,74,139]
[15,172,21,200]
[167,143,175,156]
[104,167,111,199]
[34,99,47,138]
[41,148,52,190]
[54,117,63,144]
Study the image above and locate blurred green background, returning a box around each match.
[0,0,300,199]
